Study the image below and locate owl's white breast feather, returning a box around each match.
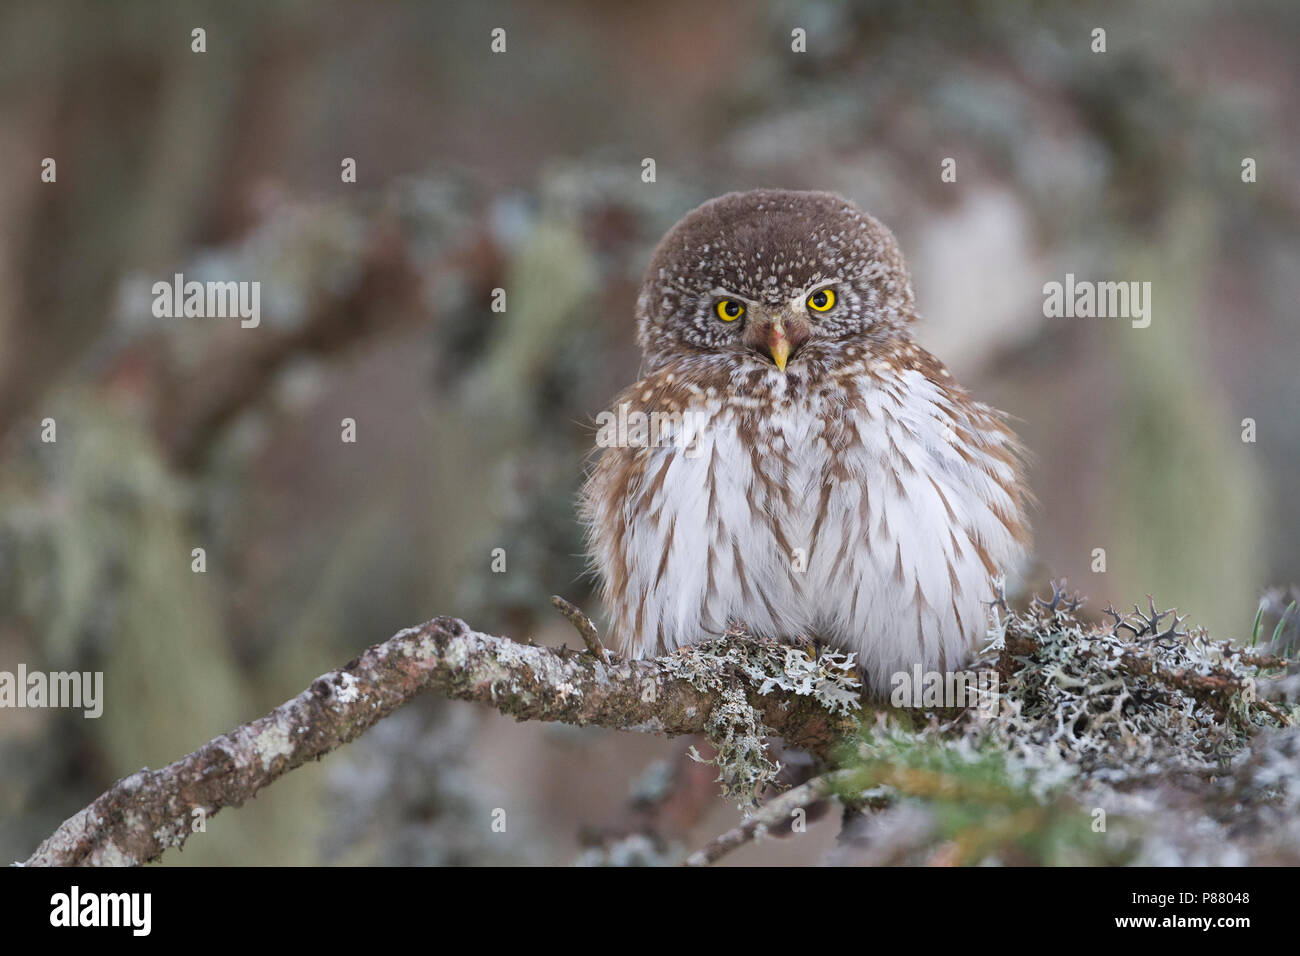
[584,363,1027,693]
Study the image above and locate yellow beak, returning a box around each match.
[768,321,790,373]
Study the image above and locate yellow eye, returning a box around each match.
[807,288,836,312]
[715,299,745,322]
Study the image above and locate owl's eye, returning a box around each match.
[715,299,745,322]
[807,288,837,312]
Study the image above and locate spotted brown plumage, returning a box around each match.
[580,189,1031,692]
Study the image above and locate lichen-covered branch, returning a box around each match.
[22,615,861,867]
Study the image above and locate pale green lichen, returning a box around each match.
[254,725,294,770]
[966,589,1292,778]
[334,672,362,705]
[686,685,781,806]
[152,819,187,850]
[657,626,862,806]
[828,587,1300,864]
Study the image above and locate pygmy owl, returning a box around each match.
[581,189,1030,692]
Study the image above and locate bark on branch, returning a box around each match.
[22,615,858,867]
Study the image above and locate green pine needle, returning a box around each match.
[1272,600,1296,655]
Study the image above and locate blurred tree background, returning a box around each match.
[0,0,1297,865]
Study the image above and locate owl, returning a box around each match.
[580,189,1030,692]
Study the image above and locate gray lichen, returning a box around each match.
[968,588,1292,777]
[657,625,861,805]
[831,585,1300,865]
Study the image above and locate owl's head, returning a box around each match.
[635,189,916,375]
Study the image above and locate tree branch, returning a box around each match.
[682,769,853,867]
[551,594,610,664]
[22,615,858,866]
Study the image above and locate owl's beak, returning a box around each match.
[746,314,808,371]
[768,322,791,372]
